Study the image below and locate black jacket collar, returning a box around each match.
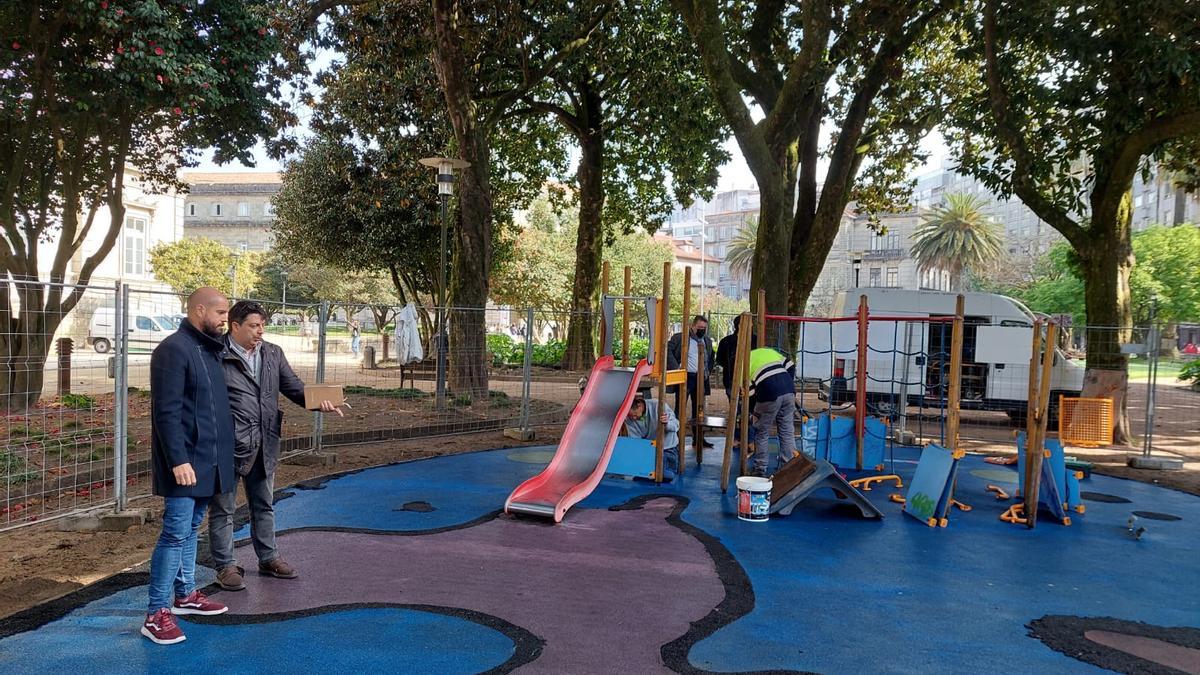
[180,318,226,351]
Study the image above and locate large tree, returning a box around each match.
[517,0,727,369]
[148,238,265,305]
[944,0,1200,442]
[669,0,962,320]
[0,0,291,410]
[423,0,614,396]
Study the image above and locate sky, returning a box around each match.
[193,128,953,192]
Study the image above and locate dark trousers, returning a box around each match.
[208,451,278,569]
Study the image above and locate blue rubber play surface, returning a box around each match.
[1,441,1197,674]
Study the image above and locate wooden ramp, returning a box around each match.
[769,455,883,519]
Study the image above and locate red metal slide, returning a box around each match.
[505,355,651,522]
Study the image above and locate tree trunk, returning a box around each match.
[430,0,491,400]
[563,122,604,371]
[750,176,795,315]
[1078,234,1135,445]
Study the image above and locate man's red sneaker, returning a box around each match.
[141,608,186,645]
[171,590,228,616]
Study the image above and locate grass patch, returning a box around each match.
[344,385,428,399]
[1127,358,1187,382]
[60,393,96,409]
[0,450,38,484]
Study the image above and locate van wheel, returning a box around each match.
[93,338,111,354]
[867,398,901,421]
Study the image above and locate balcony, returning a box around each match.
[862,248,905,261]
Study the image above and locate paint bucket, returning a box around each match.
[736,476,772,522]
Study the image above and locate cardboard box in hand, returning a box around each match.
[304,384,346,410]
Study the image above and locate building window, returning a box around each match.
[237,202,249,217]
[886,267,899,287]
[870,233,885,250]
[187,203,196,217]
[868,267,881,287]
[211,203,223,217]
[124,215,147,276]
[888,233,901,250]
[263,202,274,217]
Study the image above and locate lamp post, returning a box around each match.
[852,256,862,288]
[231,243,246,298]
[280,269,289,323]
[420,156,470,409]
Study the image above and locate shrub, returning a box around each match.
[487,333,521,366]
[532,340,566,367]
[1180,360,1200,390]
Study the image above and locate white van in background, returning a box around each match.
[88,308,177,353]
[801,289,1084,426]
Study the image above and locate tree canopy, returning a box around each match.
[0,0,291,409]
[148,238,264,306]
[941,0,1200,441]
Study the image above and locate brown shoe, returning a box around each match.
[258,558,298,579]
[216,565,245,591]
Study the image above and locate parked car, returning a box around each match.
[88,308,177,353]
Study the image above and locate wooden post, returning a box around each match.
[695,334,706,465]
[854,295,869,470]
[947,295,965,458]
[1025,322,1059,529]
[622,265,632,367]
[739,316,753,476]
[655,262,671,483]
[679,266,692,471]
[1022,320,1043,500]
[722,312,752,492]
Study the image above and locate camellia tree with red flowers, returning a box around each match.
[0,1,294,411]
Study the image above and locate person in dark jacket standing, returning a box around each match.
[209,301,342,592]
[715,314,758,402]
[142,288,234,645]
[667,315,715,446]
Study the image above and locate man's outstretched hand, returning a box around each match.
[319,400,345,417]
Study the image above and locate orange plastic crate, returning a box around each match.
[1058,396,1114,447]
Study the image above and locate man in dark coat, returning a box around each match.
[142,287,233,645]
[209,300,342,592]
[667,315,715,446]
[715,314,759,401]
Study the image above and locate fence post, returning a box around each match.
[312,301,329,455]
[1128,298,1182,469]
[520,307,533,429]
[113,282,129,512]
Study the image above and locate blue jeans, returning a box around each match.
[351,335,361,356]
[148,496,210,614]
[753,393,798,474]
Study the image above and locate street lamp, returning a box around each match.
[420,156,470,409]
[231,243,247,298]
[280,269,289,322]
[852,256,862,288]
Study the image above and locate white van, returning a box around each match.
[88,308,177,353]
[800,289,1084,426]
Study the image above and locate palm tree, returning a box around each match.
[910,193,1004,291]
[725,216,758,282]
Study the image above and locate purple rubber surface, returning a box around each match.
[218,498,724,673]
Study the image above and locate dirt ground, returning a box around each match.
[0,426,563,621]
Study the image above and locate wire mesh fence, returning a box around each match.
[1,279,1196,532]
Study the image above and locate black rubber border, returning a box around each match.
[611,494,812,675]
[185,602,543,674]
[1028,615,1200,675]
[0,571,149,639]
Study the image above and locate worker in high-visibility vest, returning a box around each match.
[748,346,797,476]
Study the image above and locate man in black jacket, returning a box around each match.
[715,314,759,402]
[143,288,233,645]
[208,301,342,592]
[667,315,715,446]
